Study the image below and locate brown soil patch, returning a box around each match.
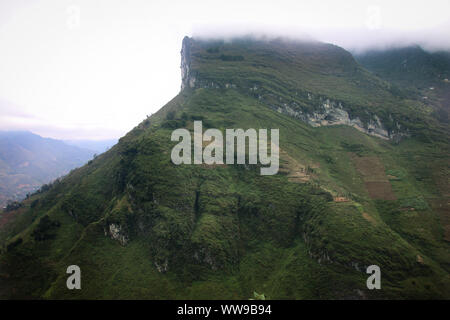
[351,156,386,178]
[430,198,450,242]
[362,212,377,226]
[364,181,397,200]
[430,162,450,241]
[399,207,415,212]
[309,163,320,169]
[334,197,350,202]
[279,149,310,183]
[416,255,424,264]
[349,153,396,200]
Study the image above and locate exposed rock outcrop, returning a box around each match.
[181,36,195,90]
[105,223,129,246]
[179,37,410,141]
[154,259,168,273]
[276,99,392,140]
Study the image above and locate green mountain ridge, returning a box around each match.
[355,46,450,89]
[181,37,446,142]
[355,46,450,125]
[0,37,449,299]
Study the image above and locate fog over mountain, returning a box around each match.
[1,35,448,299]
[0,0,449,141]
[191,21,450,53]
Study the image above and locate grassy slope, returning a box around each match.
[0,39,449,299]
[189,38,443,139]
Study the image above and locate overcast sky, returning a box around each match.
[1,0,449,140]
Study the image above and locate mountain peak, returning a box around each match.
[177,37,444,142]
[180,36,358,91]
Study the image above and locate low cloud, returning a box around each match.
[192,22,450,53]
[0,0,448,141]
[0,97,124,140]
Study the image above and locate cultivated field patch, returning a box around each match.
[279,149,311,183]
[350,154,396,200]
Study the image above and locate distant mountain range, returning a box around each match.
[63,139,117,154]
[0,131,115,207]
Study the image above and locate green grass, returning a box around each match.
[1,38,449,299]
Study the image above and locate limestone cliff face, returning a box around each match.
[271,96,408,141]
[270,94,409,141]
[104,223,128,246]
[275,99,391,140]
[179,37,409,142]
[180,36,195,90]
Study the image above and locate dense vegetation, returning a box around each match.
[355,46,450,126]
[0,38,448,299]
